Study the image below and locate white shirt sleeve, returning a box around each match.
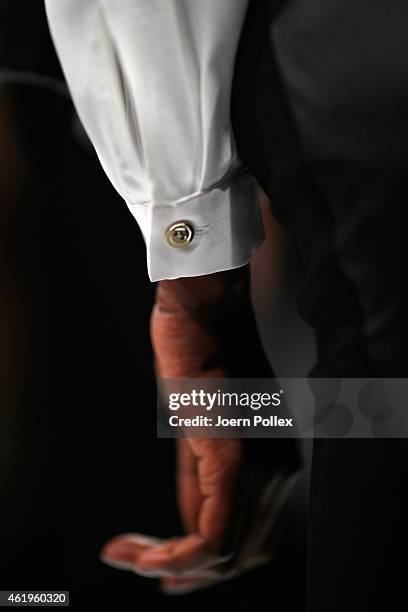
[44,0,264,282]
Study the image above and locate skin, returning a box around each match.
[100,265,290,593]
[0,82,297,593]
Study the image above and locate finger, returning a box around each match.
[194,439,241,550]
[137,533,221,575]
[100,533,165,576]
[137,494,235,573]
[101,532,229,579]
[177,439,202,533]
[101,440,242,579]
[139,441,241,575]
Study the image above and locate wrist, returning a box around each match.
[155,265,251,323]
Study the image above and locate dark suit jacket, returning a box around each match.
[232,3,408,610]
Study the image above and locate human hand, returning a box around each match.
[100,266,299,593]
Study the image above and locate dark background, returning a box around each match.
[0,2,308,609]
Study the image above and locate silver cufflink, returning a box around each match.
[165,221,194,248]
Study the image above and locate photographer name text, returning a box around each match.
[168,415,293,428]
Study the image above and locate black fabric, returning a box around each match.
[233,1,408,609]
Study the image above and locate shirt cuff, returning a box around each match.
[127,170,265,282]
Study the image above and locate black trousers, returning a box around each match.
[233,1,408,609]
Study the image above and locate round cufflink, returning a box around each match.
[165,221,194,248]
